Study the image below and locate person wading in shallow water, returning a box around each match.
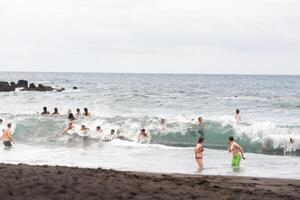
[228,136,246,168]
[1,123,15,150]
[194,137,205,170]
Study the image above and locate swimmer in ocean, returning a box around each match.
[68,113,76,121]
[1,123,15,150]
[138,129,149,143]
[195,137,205,170]
[76,108,81,116]
[96,126,102,133]
[62,122,75,135]
[80,125,90,135]
[196,117,205,137]
[228,136,246,168]
[159,118,166,131]
[41,106,50,115]
[284,137,296,155]
[235,109,241,123]
[83,108,91,117]
[52,107,60,115]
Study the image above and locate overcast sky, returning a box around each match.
[0,0,299,74]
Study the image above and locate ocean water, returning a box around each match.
[0,72,300,179]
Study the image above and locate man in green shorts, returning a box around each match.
[228,136,246,167]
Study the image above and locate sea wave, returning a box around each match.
[1,114,299,155]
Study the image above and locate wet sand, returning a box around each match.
[0,164,299,200]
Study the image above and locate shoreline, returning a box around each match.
[0,163,299,200]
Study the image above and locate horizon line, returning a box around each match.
[0,70,299,76]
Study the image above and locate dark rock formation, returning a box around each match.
[17,80,28,88]
[10,82,17,89]
[29,83,37,89]
[0,80,65,92]
[0,81,15,92]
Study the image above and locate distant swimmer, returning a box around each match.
[76,108,81,116]
[68,113,76,121]
[103,129,116,141]
[235,109,241,123]
[196,117,205,137]
[138,129,150,143]
[41,106,50,115]
[52,107,60,115]
[284,137,296,155]
[83,108,91,117]
[96,126,102,133]
[62,122,75,135]
[80,125,90,135]
[159,118,166,131]
[228,136,246,168]
[195,137,205,170]
[1,123,15,149]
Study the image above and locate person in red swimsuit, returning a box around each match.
[194,137,205,170]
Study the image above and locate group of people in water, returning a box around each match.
[0,108,295,170]
[194,110,245,170]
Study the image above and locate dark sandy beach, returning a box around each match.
[0,164,299,200]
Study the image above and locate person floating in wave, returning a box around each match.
[103,129,117,141]
[1,123,15,150]
[83,108,91,117]
[158,118,166,131]
[196,117,205,137]
[195,137,205,170]
[62,122,75,135]
[41,106,50,115]
[76,108,81,116]
[96,126,102,133]
[235,109,241,123]
[80,125,90,135]
[228,136,246,168]
[138,129,150,143]
[52,107,60,115]
[284,137,296,155]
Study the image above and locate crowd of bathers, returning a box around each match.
[39,106,151,143]
[1,107,296,170]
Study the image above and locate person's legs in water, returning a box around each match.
[3,141,12,150]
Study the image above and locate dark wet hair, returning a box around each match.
[68,113,75,120]
[96,126,101,129]
[54,107,58,112]
[141,129,145,132]
[236,109,240,114]
[0,119,3,123]
[43,106,47,112]
[111,129,115,134]
[229,136,234,141]
[198,137,204,143]
[76,108,80,112]
[7,123,11,128]
[84,108,88,115]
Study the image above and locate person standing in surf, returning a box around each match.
[1,123,15,149]
[196,117,205,137]
[194,137,205,170]
[228,136,245,168]
[235,109,241,123]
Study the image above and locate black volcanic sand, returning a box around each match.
[0,164,299,200]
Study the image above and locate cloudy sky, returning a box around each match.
[0,0,299,74]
